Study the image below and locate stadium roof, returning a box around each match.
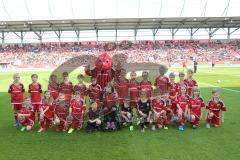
[1,17,240,32]
[1,0,240,43]
[0,0,240,21]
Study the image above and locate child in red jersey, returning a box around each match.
[88,77,102,105]
[176,86,189,131]
[48,74,59,100]
[188,87,204,128]
[154,65,171,94]
[139,71,153,100]
[59,72,73,101]
[38,90,55,133]
[28,74,42,122]
[150,92,171,130]
[73,74,87,103]
[54,93,70,132]
[128,71,140,109]
[67,91,86,134]
[8,73,25,126]
[168,72,178,117]
[184,69,198,97]
[102,83,119,130]
[114,69,129,106]
[206,89,226,128]
[18,97,35,131]
[169,72,178,100]
[176,72,188,93]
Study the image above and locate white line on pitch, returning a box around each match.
[199,82,240,93]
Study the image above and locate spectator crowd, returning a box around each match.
[0,40,240,68]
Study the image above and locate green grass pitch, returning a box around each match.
[0,67,240,160]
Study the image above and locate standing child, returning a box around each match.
[139,71,153,100]
[168,72,179,120]
[176,72,187,93]
[73,74,87,103]
[59,72,73,101]
[18,97,35,132]
[154,65,171,94]
[67,91,86,133]
[54,93,70,132]
[137,91,151,132]
[8,73,25,126]
[176,86,189,131]
[28,74,42,122]
[114,69,129,106]
[206,89,226,128]
[38,90,55,133]
[102,83,119,131]
[88,77,102,105]
[184,69,198,97]
[48,74,59,100]
[128,71,140,109]
[169,72,178,100]
[188,87,204,128]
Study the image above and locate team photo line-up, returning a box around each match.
[9,58,226,133]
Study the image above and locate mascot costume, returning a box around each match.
[85,52,120,89]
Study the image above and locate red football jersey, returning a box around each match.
[102,92,117,108]
[176,94,189,112]
[8,83,25,104]
[115,78,129,98]
[48,82,59,100]
[189,97,204,116]
[152,99,165,112]
[139,80,153,99]
[70,99,86,114]
[28,83,42,104]
[206,99,226,112]
[169,82,178,98]
[59,81,73,95]
[88,84,102,100]
[128,79,140,101]
[176,81,188,93]
[40,98,55,119]
[21,106,35,121]
[184,79,198,96]
[55,100,70,115]
[73,84,87,96]
[154,76,171,93]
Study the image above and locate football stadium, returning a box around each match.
[0,0,240,160]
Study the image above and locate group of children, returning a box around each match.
[8,65,226,133]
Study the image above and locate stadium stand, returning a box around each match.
[0,40,240,68]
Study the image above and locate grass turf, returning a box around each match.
[0,67,240,160]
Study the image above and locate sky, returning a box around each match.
[0,0,240,43]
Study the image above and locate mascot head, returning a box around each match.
[95,52,112,71]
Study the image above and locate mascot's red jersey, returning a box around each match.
[85,52,118,89]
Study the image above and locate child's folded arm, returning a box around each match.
[43,106,49,114]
